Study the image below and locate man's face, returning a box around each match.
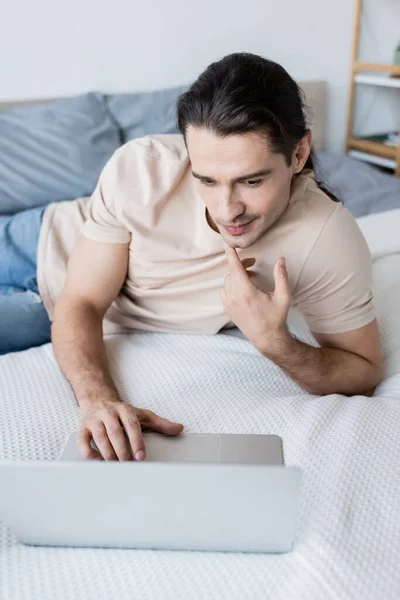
[186,126,295,249]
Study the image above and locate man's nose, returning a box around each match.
[218,188,245,224]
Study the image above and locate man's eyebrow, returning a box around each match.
[191,169,273,183]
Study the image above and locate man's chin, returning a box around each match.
[222,233,259,250]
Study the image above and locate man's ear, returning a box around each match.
[292,130,313,174]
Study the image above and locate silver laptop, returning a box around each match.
[0,432,301,553]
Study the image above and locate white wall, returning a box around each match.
[0,0,399,151]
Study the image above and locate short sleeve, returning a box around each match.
[81,148,131,244]
[293,206,376,334]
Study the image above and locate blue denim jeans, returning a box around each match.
[0,207,52,355]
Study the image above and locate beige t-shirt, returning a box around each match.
[37,134,375,336]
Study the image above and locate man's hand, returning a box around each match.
[79,399,184,461]
[221,246,292,353]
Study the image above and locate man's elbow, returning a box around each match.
[361,361,385,397]
[363,387,376,398]
[301,360,384,397]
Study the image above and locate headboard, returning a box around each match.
[298,81,327,153]
[0,81,327,152]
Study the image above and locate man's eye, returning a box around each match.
[200,179,215,186]
[246,179,262,187]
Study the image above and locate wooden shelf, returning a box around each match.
[354,74,400,88]
[347,137,397,160]
[345,1,400,177]
[354,62,400,76]
[348,150,397,170]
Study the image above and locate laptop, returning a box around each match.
[0,432,301,553]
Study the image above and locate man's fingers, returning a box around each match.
[103,416,134,462]
[273,257,292,303]
[78,428,102,460]
[80,403,184,462]
[225,246,250,278]
[119,407,146,461]
[225,247,257,293]
[138,409,184,436]
[91,422,118,461]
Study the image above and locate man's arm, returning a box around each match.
[253,206,384,397]
[52,235,183,461]
[221,247,384,397]
[257,319,384,396]
[52,235,128,412]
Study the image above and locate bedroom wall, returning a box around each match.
[0,0,398,152]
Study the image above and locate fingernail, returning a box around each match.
[135,450,145,461]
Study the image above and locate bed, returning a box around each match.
[1,83,400,600]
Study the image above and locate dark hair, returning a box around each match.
[177,52,338,202]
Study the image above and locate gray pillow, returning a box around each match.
[0,92,120,215]
[315,152,400,218]
[106,85,188,144]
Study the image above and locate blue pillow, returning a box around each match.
[106,85,188,144]
[0,92,121,215]
[315,152,400,218]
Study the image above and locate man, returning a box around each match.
[0,53,383,461]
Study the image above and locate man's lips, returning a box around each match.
[222,220,254,235]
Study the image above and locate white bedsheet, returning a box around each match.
[1,211,400,600]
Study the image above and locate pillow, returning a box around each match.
[315,152,400,218]
[0,93,121,215]
[106,85,188,144]
[356,208,400,262]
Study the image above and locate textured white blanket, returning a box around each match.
[1,211,400,600]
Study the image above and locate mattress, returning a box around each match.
[1,210,400,600]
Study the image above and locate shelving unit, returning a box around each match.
[354,74,400,89]
[345,0,400,177]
